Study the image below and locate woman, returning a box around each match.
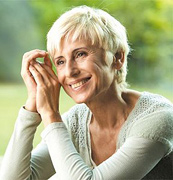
[0,5,173,180]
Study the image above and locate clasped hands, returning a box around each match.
[21,49,62,127]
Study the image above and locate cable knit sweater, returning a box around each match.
[0,92,173,180]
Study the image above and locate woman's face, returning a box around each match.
[53,38,116,104]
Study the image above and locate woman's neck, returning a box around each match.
[86,87,140,130]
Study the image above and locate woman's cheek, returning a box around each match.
[56,72,63,84]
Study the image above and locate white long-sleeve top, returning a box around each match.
[0,92,173,180]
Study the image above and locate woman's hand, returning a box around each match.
[28,55,62,127]
[21,49,49,112]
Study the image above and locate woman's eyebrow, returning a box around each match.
[54,47,89,61]
[54,56,63,62]
[72,47,89,53]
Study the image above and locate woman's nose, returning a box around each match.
[65,61,80,77]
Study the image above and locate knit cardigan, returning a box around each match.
[0,92,172,179]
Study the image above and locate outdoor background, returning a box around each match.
[0,0,172,156]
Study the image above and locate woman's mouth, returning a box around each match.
[70,77,91,90]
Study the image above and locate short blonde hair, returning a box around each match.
[47,5,130,89]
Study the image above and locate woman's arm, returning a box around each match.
[0,49,56,180]
[0,108,55,180]
[42,122,169,180]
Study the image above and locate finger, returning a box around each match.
[44,53,52,68]
[32,63,51,84]
[22,49,46,63]
[26,51,47,69]
[21,51,47,82]
[27,69,37,84]
[22,50,47,74]
[29,65,44,85]
[23,49,44,58]
[33,63,61,91]
[41,64,58,81]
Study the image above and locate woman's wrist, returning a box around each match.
[25,97,37,112]
[41,111,62,127]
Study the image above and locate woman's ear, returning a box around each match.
[113,51,125,70]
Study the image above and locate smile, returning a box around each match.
[70,77,91,90]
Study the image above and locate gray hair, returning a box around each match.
[47,5,130,90]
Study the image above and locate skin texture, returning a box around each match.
[21,38,141,164]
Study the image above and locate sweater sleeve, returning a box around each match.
[0,107,55,180]
[41,122,169,180]
[129,108,173,156]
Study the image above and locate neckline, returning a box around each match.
[86,91,147,167]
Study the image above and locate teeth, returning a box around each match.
[71,79,89,89]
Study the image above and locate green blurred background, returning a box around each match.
[0,0,172,156]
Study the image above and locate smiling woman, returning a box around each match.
[47,6,129,91]
[0,5,173,180]
[53,39,115,104]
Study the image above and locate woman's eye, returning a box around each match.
[76,52,86,58]
[56,60,64,66]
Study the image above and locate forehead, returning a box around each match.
[54,37,94,57]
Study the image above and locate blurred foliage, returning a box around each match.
[0,1,44,82]
[0,0,172,91]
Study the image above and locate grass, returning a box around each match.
[0,83,172,156]
[0,83,75,155]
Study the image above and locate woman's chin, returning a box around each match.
[65,87,95,104]
[73,97,87,104]
[71,94,92,104]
